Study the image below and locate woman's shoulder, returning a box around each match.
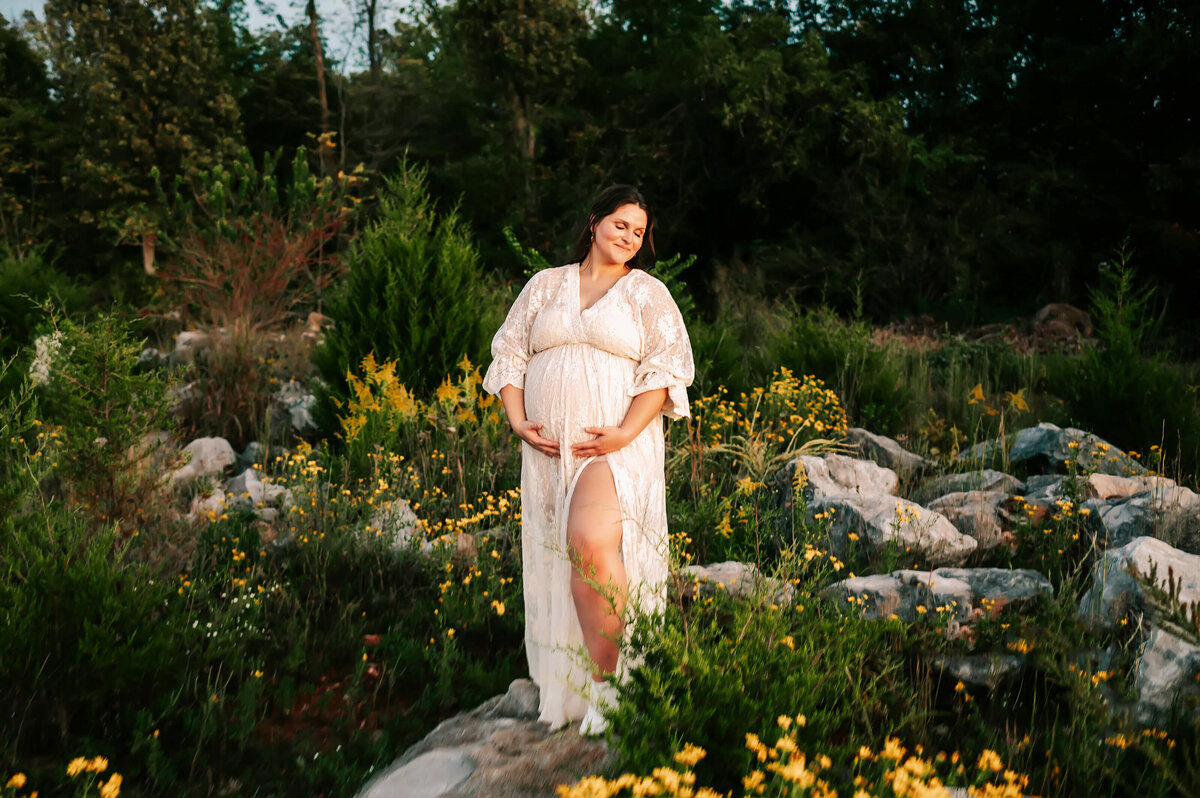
[626,267,676,305]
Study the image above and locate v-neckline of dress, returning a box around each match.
[576,262,633,314]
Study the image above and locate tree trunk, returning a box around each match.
[307,0,338,176]
[367,0,380,84]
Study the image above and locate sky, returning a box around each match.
[0,0,395,71]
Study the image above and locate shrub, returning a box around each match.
[0,247,88,398]
[150,148,352,448]
[32,307,182,544]
[314,162,489,435]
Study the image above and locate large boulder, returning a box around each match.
[911,469,1025,505]
[358,680,615,798]
[958,422,1147,476]
[367,499,423,551]
[1078,537,1200,632]
[1082,486,1200,553]
[170,437,237,486]
[788,454,900,500]
[822,567,1051,623]
[808,493,977,566]
[927,491,1010,549]
[676,561,795,606]
[820,570,973,622]
[842,428,933,478]
[1084,474,1177,501]
[1132,628,1200,728]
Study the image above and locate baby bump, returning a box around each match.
[525,345,636,445]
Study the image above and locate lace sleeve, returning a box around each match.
[482,270,552,395]
[629,276,695,420]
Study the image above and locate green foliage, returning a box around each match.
[31,0,244,247]
[0,248,88,397]
[32,307,180,536]
[314,162,489,432]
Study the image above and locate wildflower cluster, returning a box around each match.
[559,719,1036,798]
[690,368,847,450]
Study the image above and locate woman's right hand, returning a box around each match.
[514,420,560,458]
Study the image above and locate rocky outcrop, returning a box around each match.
[358,680,614,798]
[821,567,1051,622]
[676,561,795,605]
[1132,628,1200,727]
[911,470,1024,505]
[958,422,1147,477]
[170,436,237,485]
[926,491,1010,549]
[1078,537,1200,633]
[841,428,933,478]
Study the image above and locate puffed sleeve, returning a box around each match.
[629,276,695,420]
[482,270,550,395]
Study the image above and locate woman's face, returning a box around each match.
[591,203,648,266]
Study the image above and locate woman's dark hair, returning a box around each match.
[568,185,656,269]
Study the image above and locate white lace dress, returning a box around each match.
[482,262,694,729]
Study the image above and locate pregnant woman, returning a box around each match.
[482,185,694,734]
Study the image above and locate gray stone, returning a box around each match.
[170,437,237,485]
[367,499,422,551]
[927,491,1010,548]
[1079,537,1200,632]
[933,568,1052,610]
[187,489,226,522]
[823,567,1051,623]
[136,347,169,371]
[237,441,269,473]
[275,380,319,437]
[360,747,475,798]
[224,468,292,518]
[809,493,977,566]
[1021,474,1069,504]
[820,570,973,622]
[1084,473,1178,501]
[959,422,1146,476]
[842,428,933,477]
[171,330,210,365]
[677,561,795,606]
[790,454,900,500]
[359,680,616,798]
[912,470,1025,504]
[930,654,1026,690]
[1083,486,1200,553]
[1132,627,1200,728]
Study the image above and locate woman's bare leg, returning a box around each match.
[567,461,626,681]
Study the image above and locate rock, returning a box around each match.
[676,561,795,605]
[136,347,169,372]
[170,437,237,485]
[274,380,319,437]
[958,422,1146,476]
[927,491,1009,548]
[820,570,973,622]
[1078,537,1200,632]
[930,654,1026,690]
[188,489,226,522]
[224,468,292,519]
[823,567,1052,623]
[234,441,270,474]
[1084,473,1177,501]
[782,454,900,502]
[842,428,933,477]
[809,493,977,566]
[358,680,615,798]
[171,330,210,365]
[911,470,1025,505]
[932,568,1052,610]
[1082,487,1200,553]
[1021,474,1068,504]
[367,499,422,551]
[1132,627,1200,727]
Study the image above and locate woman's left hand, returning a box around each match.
[571,426,632,458]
